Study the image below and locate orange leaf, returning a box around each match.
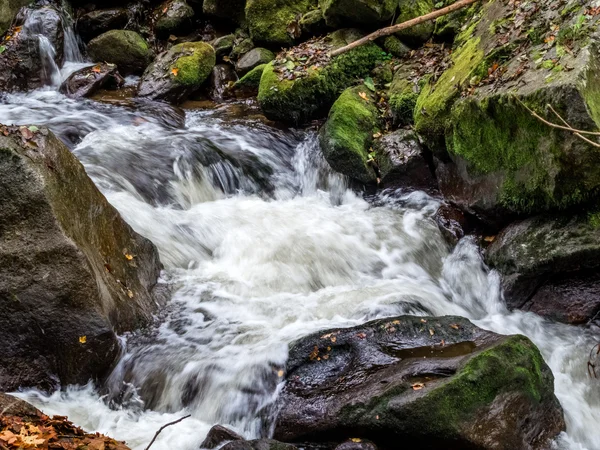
[449,324,460,330]
[358,91,369,101]
[412,382,425,390]
[171,68,179,77]
[92,65,102,73]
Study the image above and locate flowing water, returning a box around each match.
[1,12,600,450]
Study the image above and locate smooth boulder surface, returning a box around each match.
[138,41,216,103]
[486,215,600,325]
[59,63,124,98]
[321,0,398,27]
[236,47,274,75]
[154,0,195,36]
[245,0,317,46]
[274,315,564,449]
[0,6,64,91]
[87,30,153,75]
[0,125,163,391]
[212,34,235,57]
[76,8,129,42]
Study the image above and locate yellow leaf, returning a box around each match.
[127,289,134,298]
[429,328,435,336]
[79,336,87,344]
[358,91,369,101]
[92,65,102,73]
[125,253,134,260]
[412,382,425,390]
[171,67,179,77]
[330,336,336,343]
[277,370,284,377]
[420,319,427,323]
[483,235,496,243]
[351,438,362,443]
[450,323,460,330]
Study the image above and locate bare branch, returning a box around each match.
[546,104,600,148]
[144,415,192,450]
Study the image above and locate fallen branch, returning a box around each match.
[547,104,600,148]
[330,0,481,57]
[144,415,191,450]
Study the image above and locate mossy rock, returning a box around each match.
[203,0,246,24]
[212,34,235,57]
[245,0,317,46]
[382,35,410,57]
[233,63,266,94]
[87,30,152,75]
[388,62,420,125]
[230,36,254,59]
[320,0,399,27]
[257,30,383,124]
[154,0,194,36]
[138,41,216,103]
[319,85,381,184]
[0,0,31,35]
[395,0,434,45]
[236,47,274,75]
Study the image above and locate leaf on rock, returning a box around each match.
[171,68,179,77]
[449,324,460,330]
[411,382,425,390]
[364,76,376,92]
[358,92,370,102]
[79,336,87,344]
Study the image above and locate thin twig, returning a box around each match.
[144,415,191,450]
[330,0,481,57]
[546,104,600,148]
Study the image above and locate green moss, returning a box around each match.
[321,0,398,27]
[155,0,194,34]
[395,0,434,44]
[87,30,152,75]
[235,63,266,89]
[382,35,410,58]
[588,212,600,229]
[245,0,316,45]
[169,42,216,87]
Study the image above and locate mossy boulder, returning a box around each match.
[233,63,266,95]
[274,315,565,449]
[382,35,410,57]
[203,0,246,24]
[388,62,420,125]
[138,41,216,103]
[154,0,194,36]
[245,0,317,46]
[395,0,434,45]
[320,85,381,184]
[236,47,274,75]
[212,34,235,57]
[414,1,600,217]
[320,0,398,27]
[0,0,30,35]
[258,30,383,124]
[230,36,254,59]
[87,30,152,75]
[76,8,129,42]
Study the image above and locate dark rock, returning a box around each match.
[87,30,152,76]
[373,130,436,191]
[0,393,41,418]
[230,36,254,60]
[200,425,244,449]
[138,41,216,103]
[433,204,469,246]
[209,63,238,101]
[154,0,195,36]
[0,125,164,392]
[299,9,327,37]
[245,0,317,46]
[76,8,128,42]
[0,0,30,35]
[273,315,564,450]
[486,214,600,325]
[59,63,124,98]
[203,0,245,24]
[212,34,234,57]
[235,47,274,75]
[0,5,64,91]
[321,0,397,27]
[221,440,297,450]
[232,63,266,97]
[335,440,377,450]
[394,0,434,45]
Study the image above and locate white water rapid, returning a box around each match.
[0,14,599,450]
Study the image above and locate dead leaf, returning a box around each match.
[126,289,134,298]
[372,132,382,138]
[449,324,460,330]
[429,328,435,336]
[171,67,179,77]
[277,370,284,377]
[356,332,367,339]
[79,336,87,344]
[351,438,362,443]
[92,65,102,73]
[125,253,134,260]
[309,345,319,360]
[412,382,425,390]
[358,91,369,101]
[483,235,496,243]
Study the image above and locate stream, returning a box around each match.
[1,9,600,450]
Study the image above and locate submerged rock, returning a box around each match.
[76,8,129,42]
[245,0,317,46]
[321,0,398,27]
[486,214,600,325]
[236,47,274,75]
[274,315,565,449]
[87,30,153,75]
[0,125,163,391]
[154,0,195,36]
[138,41,216,103]
[59,63,124,98]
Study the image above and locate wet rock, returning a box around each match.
[76,8,128,42]
[87,30,152,75]
[335,440,377,450]
[320,85,380,185]
[486,214,600,325]
[230,35,254,60]
[235,47,274,75]
[0,393,40,418]
[394,0,434,45]
[59,63,124,98]
[203,0,246,24]
[373,130,435,191]
[321,0,397,27]
[200,425,244,449]
[433,203,469,246]
[0,125,163,391]
[154,0,195,37]
[0,5,64,91]
[258,29,382,124]
[233,63,266,97]
[212,34,234,57]
[138,41,215,103]
[221,440,297,450]
[274,316,565,450]
[209,63,237,101]
[0,0,30,35]
[245,0,317,46]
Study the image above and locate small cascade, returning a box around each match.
[38,34,62,87]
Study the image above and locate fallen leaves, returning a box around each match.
[273,36,333,82]
[411,382,425,390]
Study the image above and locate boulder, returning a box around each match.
[209,63,238,100]
[200,425,244,449]
[320,0,398,27]
[203,0,246,24]
[233,63,266,96]
[59,63,124,98]
[414,1,600,218]
[335,440,377,450]
[433,203,470,246]
[381,35,410,58]
[0,0,31,35]
[486,214,600,325]
[395,0,434,45]
[274,316,565,449]
[387,62,420,125]
[0,5,64,91]
[0,125,163,392]
[154,0,195,36]
[87,30,152,75]
[212,34,235,57]
[138,41,215,103]
[373,130,435,191]
[258,29,383,124]
[245,0,317,46]
[221,440,297,450]
[319,85,380,185]
[76,8,129,42]
[299,9,327,37]
[230,36,254,60]
[236,47,274,75]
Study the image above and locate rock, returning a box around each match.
[382,35,410,58]
[395,0,434,45]
[203,0,246,24]
[414,2,600,218]
[235,47,274,75]
[87,30,152,76]
[486,214,600,325]
[273,315,565,449]
[0,0,31,35]
[321,0,398,27]
[373,130,435,191]
[433,0,476,41]
[212,34,234,57]
[221,440,297,450]
[319,85,380,184]
[433,203,470,246]
[230,36,254,60]
[0,125,163,391]
[299,9,326,37]
[245,0,317,46]
[233,63,266,97]
[335,440,377,450]
[76,8,129,42]
[200,425,244,449]
[388,63,420,126]
[154,0,195,36]
[258,29,383,124]
[138,41,216,103]
[209,63,237,101]
[0,393,40,418]
[59,63,124,98]
[0,6,64,91]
